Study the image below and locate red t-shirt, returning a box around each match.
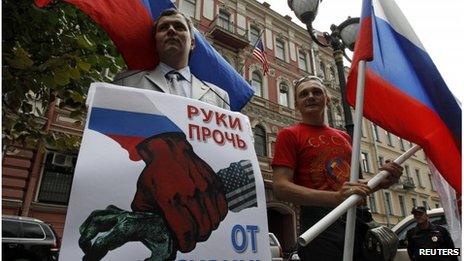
[272,123,352,191]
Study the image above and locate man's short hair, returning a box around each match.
[153,8,195,40]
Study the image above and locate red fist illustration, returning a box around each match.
[131,132,228,253]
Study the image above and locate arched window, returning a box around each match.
[254,125,267,157]
[279,82,289,107]
[251,71,263,97]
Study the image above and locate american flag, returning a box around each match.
[216,160,257,212]
[253,39,269,75]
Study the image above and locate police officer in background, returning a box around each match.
[406,206,457,261]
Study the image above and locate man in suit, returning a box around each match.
[114,8,230,109]
[77,8,232,260]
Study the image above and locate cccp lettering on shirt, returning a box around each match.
[307,134,345,147]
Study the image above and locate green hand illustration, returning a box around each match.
[79,205,175,261]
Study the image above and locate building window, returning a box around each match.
[275,39,285,60]
[361,152,370,173]
[298,50,308,71]
[38,151,77,205]
[386,131,393,146]
[319,61,326,78]
[330,67,337,82]
[223,56,235,69]
[254,125,267,157]
[369,193,377,213]
[415,169,423,188]
[422,201,428,209]
[385,192,393,215]
[405,165,410,177]
[372,124,380,142]
[399,138,405,151]
[412,198,417,208]
[251,71,263,97]
[398,195,406,217]
[378,156,384,168]
[428,173,435,191]
[249,26,260,45]
[279,83,289,107]
[361,121,365,137]
[180,0,196,18]
[218,9,232,32]
[327,104,335,128]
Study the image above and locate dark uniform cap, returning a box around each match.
[411,206,427,214]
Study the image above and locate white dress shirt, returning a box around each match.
[158,63,192,98]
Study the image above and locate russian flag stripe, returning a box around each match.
[34,0,253,111]
[353,0,373,61]
[140,0,172,20]
[348,0,461,192]
[89,107,181,138]
[369,10,460,142]
[360,0,371,20]
[369,18,435,109]
[137,0,254,111]
[371,0,424,50]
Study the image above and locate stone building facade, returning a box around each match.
[2,0,440,254]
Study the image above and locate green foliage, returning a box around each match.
[2,0,126,151]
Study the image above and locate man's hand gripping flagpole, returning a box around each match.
[297,144,422,247]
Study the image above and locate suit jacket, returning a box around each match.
[114,66,230,110]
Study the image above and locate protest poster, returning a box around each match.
[59,83,271,260]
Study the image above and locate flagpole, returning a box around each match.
[297,144,422,246]
[342,59,367,261]
[238,29,265,74]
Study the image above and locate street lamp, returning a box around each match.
[288,0,359,139]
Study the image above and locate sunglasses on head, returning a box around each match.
[293,75,324,89]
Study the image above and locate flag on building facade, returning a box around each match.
[34,0,253,111]
[252,38,269,76]
[347,0,461,193]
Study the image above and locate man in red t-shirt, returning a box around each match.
[272,76,403,261]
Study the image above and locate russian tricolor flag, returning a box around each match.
[87,85,182,162]
[347,0,461,192]
[35,0,253,111]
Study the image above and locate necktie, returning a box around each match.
[165,71,184,96]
